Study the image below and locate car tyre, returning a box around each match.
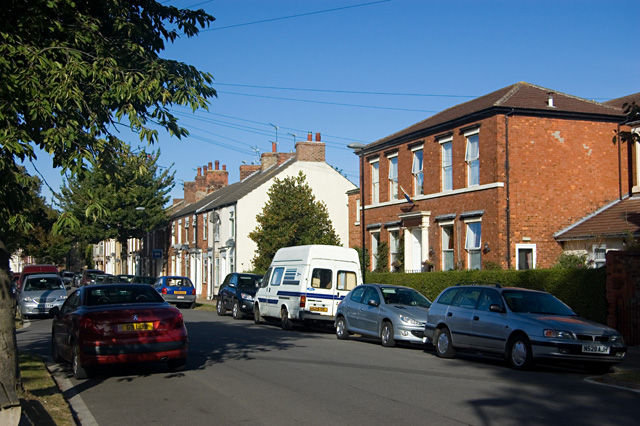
[335,316,349,340]
[254,304,263,324]
[51,334,63,363]
[380,321,396,347]
[232,301,244,320]
[72,343,89,380]
[168,358,187,373]
[435,327,456,358]
[508,334,534,370]
[216,297,226,316]
[281,308,293,331]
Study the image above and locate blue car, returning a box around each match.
[153,276,196,309]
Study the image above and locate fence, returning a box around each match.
[615,299,640,346]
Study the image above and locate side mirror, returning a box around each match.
[49,307,60,318]
[489,304,505,313]
[368,299,380,307]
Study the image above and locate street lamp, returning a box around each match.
[348,142,366,282]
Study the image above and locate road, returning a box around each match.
[17,309,640,426]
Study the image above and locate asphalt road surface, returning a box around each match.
[17,309,640,426]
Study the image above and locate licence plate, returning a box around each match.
[582,345,610,354]
[118,322,154,332]
[38,304,54,309]
[310,306,328,312]
[174,291,187,294]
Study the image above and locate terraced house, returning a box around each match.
[348,82,634,272]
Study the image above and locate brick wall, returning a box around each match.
[606,250,640,345]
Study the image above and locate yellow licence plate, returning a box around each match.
[118,322,154,332]
[310,306,328,312]
[174,291,187,294]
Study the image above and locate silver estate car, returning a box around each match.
[17,273,67,318]
[425,284,626,373]
[335,284,431,347]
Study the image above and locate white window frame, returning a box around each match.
[440,137,453,191]
[171,222,176,245]
[229,209,235,238]
[592,244,606,268]
[370,159,380,204]
[440,221,455,271]
[412,146,424,196]
[464,219,482,270]
[355,199,361,225]
[192,214,197,243]
[516,243,536,270]
[177,219,182,244]
[388,228,400,270]
[388,153,398,201]
[371,231,380,271]
[465,130,480,187]
[203,213,208,241]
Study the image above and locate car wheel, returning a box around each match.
[254,304,263,324]
[51,334,63,363]
[586,362,612,375]
[72,343,89,380]
[435,327,456,358]
[216,297,226,316]
[168,358,187,373]
[281,308,293,331]
[381,321,396,347]
[508,334,534,370]
[335,316,349,340]
[232,301,244,320]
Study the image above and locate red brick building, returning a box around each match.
[349,82,631,272]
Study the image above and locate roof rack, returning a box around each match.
[455,281,502,288]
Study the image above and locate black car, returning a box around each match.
[217,273,263,319]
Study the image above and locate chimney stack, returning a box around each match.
[295,131,325,162]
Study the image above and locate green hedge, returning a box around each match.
[365,267,607,324]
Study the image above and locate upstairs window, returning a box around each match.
[441,139,453,191]
[412,148,424,196]
[465,132,480,187]
[371,160,380,204]
[465,221,482,270]
[388,155,398,201]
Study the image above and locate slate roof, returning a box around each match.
[170,157,297,219]
[554,196,640,241]
[367,82,625,151]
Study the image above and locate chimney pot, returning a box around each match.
[197,167,201,176]
[315,132,321,142]
[272,142,277,153]
[223,165,226,171]
[215,160,219,170]
[307,132,312,141]
[208,161,212,169]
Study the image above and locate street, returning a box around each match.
[17,309,640,426]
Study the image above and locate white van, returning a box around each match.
[254,245,362,330]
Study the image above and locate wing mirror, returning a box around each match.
[368,299,380,307]
[489,304,505,313]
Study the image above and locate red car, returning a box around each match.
[51,284,188,379]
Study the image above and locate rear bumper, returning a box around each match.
[80,339,188,366]
[162,295,196,304]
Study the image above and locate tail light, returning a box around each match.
[79,317,100,336]
[171,312,184,329]
[300,295,306,308]
[162,287,168,294]
[191,288,196,295]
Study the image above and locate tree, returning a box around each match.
[0,0,216,392]
[249,172,341,271]
[57,148,174,270]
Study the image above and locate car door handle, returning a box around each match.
[473,316,480,321]
[447,312,453,317]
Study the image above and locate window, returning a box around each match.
[441,224,454,271]
[337,271,357,291]
[453,288,482,309]
[192,215,197,243]
[592,245,606,268]
[371,231,380,271]
[362,286,381,305]
[465,221,482,270]
[229,209,235,238]
[412,148,424,196]
[516,244,536,270]
[371,160,379,204]
[465,132,479,187]
[203,213,208,241]
[185,216,189,228]
[350,285,366,303]
[389,229,400,270]
[177,220,182,244]
[441,139,453,191]
[355,199,361,225]
[388,155,398,200]
[311,268,332,289]
[270,267,284,286]
[171,223,176,245]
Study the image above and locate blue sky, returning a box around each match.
[26,0,640,203]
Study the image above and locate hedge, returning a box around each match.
[365,267,607,324]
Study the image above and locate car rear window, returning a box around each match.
[87,286,164,305]
[165,278,193,288]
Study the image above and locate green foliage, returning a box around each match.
[374,241,389,273]
[249,171,341,270]
[366,267,607,324]
[353,246,370,271]
[554,253,589,269]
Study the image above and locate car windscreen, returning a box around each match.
[86,286,165,305]
[238,276,260,289]
[24,277,64,291]
[502,290,576,316]
[382,287,431,308]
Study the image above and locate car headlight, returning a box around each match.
[240,293,254,301]
[22,297,34,303]
[399,315,420,325]
[56,295,67,301]
[543,329,574,339]
[610,334,625,344]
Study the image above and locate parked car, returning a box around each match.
[424,283,627,373]
[51,283,188,379]
[116,274,135,283]
[335,284,432,347]
[132,276,157,285]
[217,273,263,319]
[81,269,105,286]
[17,264,59,293]
[60,271,75,288]
[17,273,67,319]
[153,276,196,309]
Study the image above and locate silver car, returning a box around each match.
[335,284,431,347]
[425,284,627,373]
[17,273,67,318]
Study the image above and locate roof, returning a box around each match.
[367,82,625,151]
[170,157,297,219]
[604,92,640,109]
[554,196,640,241]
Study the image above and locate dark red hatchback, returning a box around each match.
[51,284,188,379]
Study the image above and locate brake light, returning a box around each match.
[79,317,100,336]
[171,312,184,329]
[192,288,196,295]
[162,287,168,294]
[300,295,306,308]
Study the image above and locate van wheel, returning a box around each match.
[254,304,263,324]
[281,308,293,331]
[435,327,456,358]
[335,317,349,340]
[216,297,226,316]
[381,321,396,347]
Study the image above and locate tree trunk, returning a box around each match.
[0,238,21,394]
[119,237,128,275]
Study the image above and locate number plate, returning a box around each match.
[174,291,187,294]
[310,306,328,312]
[118,322,154,332]
[38,304,54,309]
[582,345,610,354]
